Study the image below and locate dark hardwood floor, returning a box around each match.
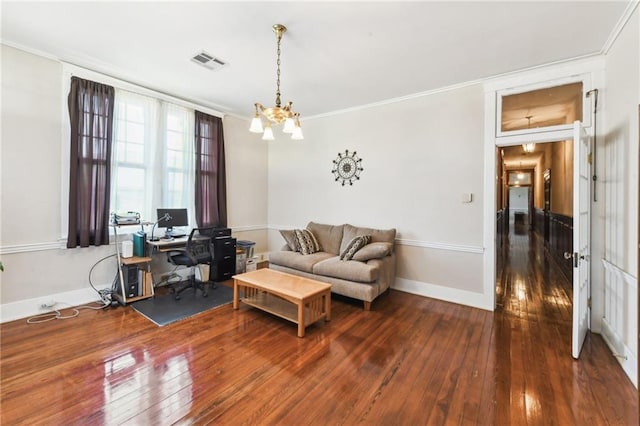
[1,227,637,425]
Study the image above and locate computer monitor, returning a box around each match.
[156,208,188,238]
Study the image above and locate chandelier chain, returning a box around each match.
[275,31,282,107]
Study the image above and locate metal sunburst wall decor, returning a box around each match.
[332,149,363,186]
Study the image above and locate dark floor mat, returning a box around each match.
[131,283,233,326]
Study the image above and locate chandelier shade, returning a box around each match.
[521,115,535,153]
[249,24,303,140]
[522,142,536,153]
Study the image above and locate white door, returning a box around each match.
[572,120,591,359]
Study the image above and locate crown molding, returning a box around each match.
[600,0,639,55]
[304,53,604,122]
[2,40,227,117]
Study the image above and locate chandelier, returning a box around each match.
[249,24,303,140]
[522,115,535,153]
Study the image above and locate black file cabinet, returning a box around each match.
[210,237,236,281]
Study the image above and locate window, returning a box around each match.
[162,104,194,210]
[111,91,195,224]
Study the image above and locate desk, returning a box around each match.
[147,236,189,253]
[147,235,237,282]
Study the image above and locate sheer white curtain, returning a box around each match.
[111,90,195,225]
[160,102,196,228]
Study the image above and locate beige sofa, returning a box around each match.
[269,222,396,310]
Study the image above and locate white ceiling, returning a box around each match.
[0,1,631,120]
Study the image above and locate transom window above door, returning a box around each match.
[497,80,588,138]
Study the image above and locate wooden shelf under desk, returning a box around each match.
[113,270,154,305]
[147,237,189,252]
[112,223,154,305]
[121,256,152,265]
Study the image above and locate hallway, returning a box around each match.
[493,221,637,423]
[497,220,573,323]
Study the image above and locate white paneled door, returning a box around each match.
[572,120,591,359]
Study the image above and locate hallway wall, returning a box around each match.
[549,140,573,217]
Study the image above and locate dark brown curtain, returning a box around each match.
[194,111,227,228]
[67,77,115,248]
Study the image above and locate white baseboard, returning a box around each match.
[392,277,493,311]
[1,287,104,323]
[601,318,638,388]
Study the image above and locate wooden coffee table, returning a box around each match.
[233,268,332,337]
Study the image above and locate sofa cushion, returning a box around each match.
[352,242,393,262]
[340,235,371,261]
[294,229,321,255]
[340,224,396,254]
[268,251,334,273]
[313,257,379,283]
[279,229,298,251]
[307,222,344,255]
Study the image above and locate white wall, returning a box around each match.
[0,45,269,321]
[601,6,639,386]
[267,84,488,307]
[223,115,269,254]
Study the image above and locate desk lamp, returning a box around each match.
[149,213,171,242]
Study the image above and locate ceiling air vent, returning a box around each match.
[191,51,227,71]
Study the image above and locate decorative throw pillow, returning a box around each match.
[340,235,372,261]
[352,242,393,262]
[279,229,298,251]
[294,229,321,255]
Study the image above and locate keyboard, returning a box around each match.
[170,232,186,238]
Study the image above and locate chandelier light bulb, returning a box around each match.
[262,123,275,140]
[283,117,295,133]
[291,118,304,140]
[249,113,264,133]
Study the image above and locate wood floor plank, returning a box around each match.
[1,228,637,425]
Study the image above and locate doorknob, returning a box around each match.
[564,252,584,268]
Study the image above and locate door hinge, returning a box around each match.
[587,297,592,309]
[587,153,593,164]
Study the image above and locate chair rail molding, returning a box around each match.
[396,238,484,254]
[0,240,66,255]
[268,226,483,255]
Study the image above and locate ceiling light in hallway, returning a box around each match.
[522,115,535,153]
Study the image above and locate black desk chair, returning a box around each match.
[166,227,215,300]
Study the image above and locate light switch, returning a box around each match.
[461,193,473,203]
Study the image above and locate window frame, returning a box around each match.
[61,64,223,242]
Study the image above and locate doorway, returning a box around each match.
[495,139,575,325]
[487,75,595,358]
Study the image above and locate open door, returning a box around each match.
[572,120,591,358]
